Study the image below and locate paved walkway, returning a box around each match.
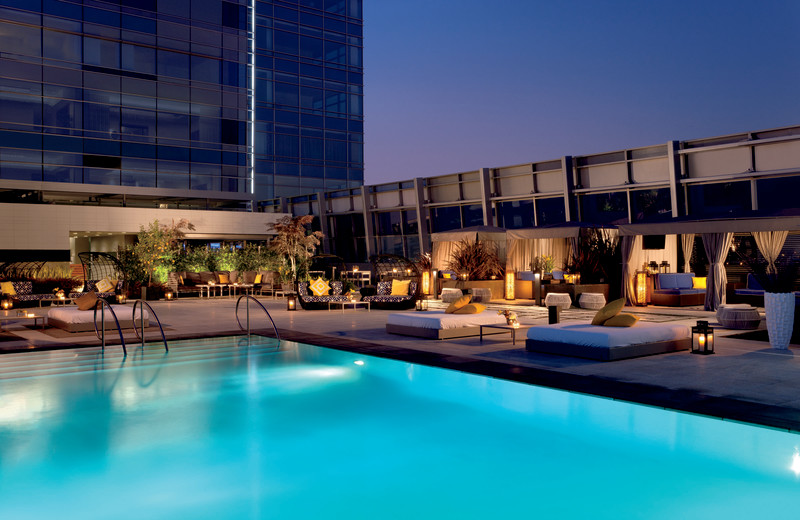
[1,296,799,432]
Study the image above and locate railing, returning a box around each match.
[132,300,169,353]
[235,295,280,340]
[92,299,127,356]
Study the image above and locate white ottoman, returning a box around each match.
[470,287,492,303]
[579,292,606,310]
[716,304,761,330]
[544,292,572,311]
[441,288,463,303]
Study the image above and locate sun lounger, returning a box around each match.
[525,321,690,361]
[47,305,150,332]
[386,310,508,340]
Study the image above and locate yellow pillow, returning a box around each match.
[0,281,16,295]
[308,277,331,297]
[452,303,486,314]
[254,273,262,284]
[391,279,411,296]
[95,277,114,293]
[218,273,230,284]
[692,277,707,289]
[591,298,625,326]
[603,313,640,327]
[445,295,471,314]
[75,291,98,311]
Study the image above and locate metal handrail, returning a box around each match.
[132,300,169,352]
[235,295,280,340]
[92,299,127,356]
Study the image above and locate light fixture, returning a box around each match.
[534,272,542,306]
[635,270,648,306]
[692,320,715,355]
[421,270,431,295]
[116,294,127,304]
[164,289,174,301]
[431,269,438,297]
[353,265,359,272]
[1,298,12,310]
[505,270,515,300]
[415,299,428,312]
[287,294,297,311]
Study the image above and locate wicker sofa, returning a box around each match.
[362,281,418,310]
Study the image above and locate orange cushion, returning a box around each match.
[692,277,707,289]
[591,298,625,326]
[452,303,486,314]
[603,313,640,327]
[75,291,98,311]
[445,295,471,314]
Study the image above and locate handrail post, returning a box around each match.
[235,295,280,341]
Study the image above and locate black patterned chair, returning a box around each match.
[297,280,349,310]
[362,281,418,310]
[9,281,55,307]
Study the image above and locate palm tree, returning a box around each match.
[268,215,323,283]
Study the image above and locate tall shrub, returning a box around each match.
[268,215,323,282]
[447,240,504,280]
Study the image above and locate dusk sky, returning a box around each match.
[362,1,800,185]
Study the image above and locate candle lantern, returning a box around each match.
[164,289,174,301]
[691,321,715,355]
[1,297,12,310]
[415,299,428,312]
[287,293,297,311]
[116,293,127,304]
[660,261,670,274]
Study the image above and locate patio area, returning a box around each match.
[0,296,798,432]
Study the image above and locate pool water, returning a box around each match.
[0,336,798,519]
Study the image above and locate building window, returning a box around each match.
[756,176,800,216]
[496,199,534,229]
[687,181,751,219]
[579,192,628,225]
[631,188,672,222]
[535,197,566,226]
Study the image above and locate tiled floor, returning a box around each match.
[2,297,799,432]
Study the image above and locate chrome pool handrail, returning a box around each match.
[132,300,169,352]
[92,299,126,356]
[235,295,280,340]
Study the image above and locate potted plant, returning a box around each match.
[739,251,798,350]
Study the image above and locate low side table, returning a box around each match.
[328,300,370,313]
[479,323,533,345]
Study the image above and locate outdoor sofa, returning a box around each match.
[650,273,705,307]
[362,281,418,310]
[297,280,349,309]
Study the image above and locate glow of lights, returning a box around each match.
[635,271,648,306]
[354,360,364,366]
[792,451,800,476]
[248,0,256,195]
[421,270,431,295]
[505,271,515,300]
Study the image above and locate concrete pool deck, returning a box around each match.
[1,296,799,432]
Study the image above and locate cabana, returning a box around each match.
[430,225,507,271]
[617,215,800,310]
[506,223,618,273]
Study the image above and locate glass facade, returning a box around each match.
[0,0,363,205]
[253,0,363,199]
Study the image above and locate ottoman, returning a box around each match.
[716,304,762,330]
[470,287,492,303]
[544,292,572,311]
[579,293,606,310]
[441,288,463,303]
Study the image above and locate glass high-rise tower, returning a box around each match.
[0,0,363,210]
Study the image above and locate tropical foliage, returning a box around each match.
[564,230,621,287]
[132,218,195,284]
[447,240,504,280]
[268,215,323,282]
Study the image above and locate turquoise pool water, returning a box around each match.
[0,336,798,519]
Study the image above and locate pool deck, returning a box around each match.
[1,296,799,433]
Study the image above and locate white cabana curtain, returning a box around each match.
[431,241,457,271]
[620,235,638,306]
[702,232,733,311]
[506,238,569,272]
[628,235,679,274]
[752,230,789,274]
[681,233,695,273]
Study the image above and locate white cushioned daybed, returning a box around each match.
[386,310,508,340]
[525,321,690,361]
[47,305,151,332]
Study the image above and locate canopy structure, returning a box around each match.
[505,223,618,273]
[430,226,507,271]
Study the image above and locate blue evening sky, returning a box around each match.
[362,0,800,185]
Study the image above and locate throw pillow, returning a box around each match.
[603,313,640,327]
[591,297,625,326]
[692,277,707,289]
[391,279,411,296]
[75,291,98,311]
[253,273,262,284]
[218,273,230,284]
[0,281,16,295]
[453,303,486,314]
[94,278,114,293]
[309,278,331,297]
[445,295,472,314]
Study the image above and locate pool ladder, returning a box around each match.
[92,299,168,356]
[236,295,280,341]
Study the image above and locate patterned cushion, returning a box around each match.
[95,277,114,293]
[309,278,331,296]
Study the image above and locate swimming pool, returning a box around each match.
[0,336,797,519]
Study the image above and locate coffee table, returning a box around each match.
[479,323,533,345]
[0,313,46,332]
[328,301,370,313]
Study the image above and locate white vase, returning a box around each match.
[764,292,795,350]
